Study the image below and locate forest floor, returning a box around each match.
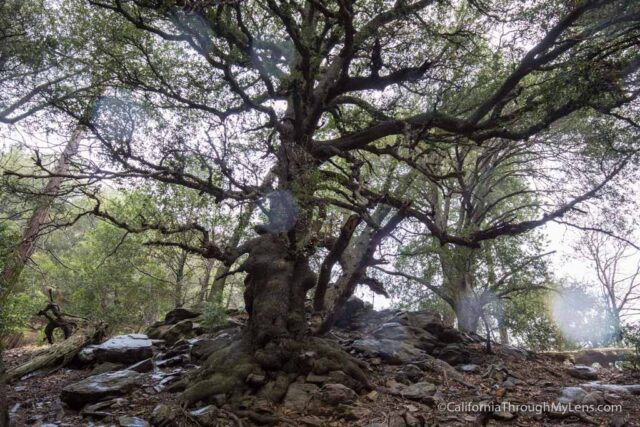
[5,305,640,426]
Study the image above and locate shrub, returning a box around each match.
[201,301,227,329]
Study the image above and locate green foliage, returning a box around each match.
[201,301,227,329]
[499,290,566,351]
[0,291,44,340]
[621,323,640,371]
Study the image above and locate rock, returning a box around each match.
[190,405,219,425]
[90,334,154,364]
[567,365,598,380]
[61,370,144,409]
[436,343,470,365]
[78,346,98,364]
[405,311,443,329]
[493,410,515,421]
[352,338,425,364]
[154,320,194,345]
[502,376,524,389]
[366,390,379,401]
[403,411,421,427]
[502,345,531,360]
[151,404,179,426]
[334,296,373,329]
[164,308,200,324]
[161,344,190,360]
[320,383,358,405]
[147,317,198,345]
[283,382,320,410]
[118,415,150,427]
[581,391,604,405]
[81,398,123,417]
[306,373,330,384]
[80,398,124,416]
[557,387,587,404]
[581,382,640,395]
[398,381,437,403]
[388,413,409,427]
[339,404,371,421]
[90,362,125,376]
[395,364,424,384]
[190,330,237,360]
[422,322,464,343]
[127,358,153,373]
[459,364,479,373]
[156,354,189,368]
[610,414,630,427]
[373,322,413,340]
[300,416,324,426]
[247,373,267,386]
[191,322,207,336]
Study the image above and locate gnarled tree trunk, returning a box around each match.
[179,144,371,407]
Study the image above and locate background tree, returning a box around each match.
[577,230,640,344]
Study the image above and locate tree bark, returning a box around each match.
[242,234,315,348]
[208,171,276,305]
[499,323,509,345]
[0,351,8,427]
[196,258,214,305]
[0,125,83,306]
[173,249,188,308]
[454,295,480,333]
[439,245,482,333]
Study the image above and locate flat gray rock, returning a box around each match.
[399,381,437,403]
[567,364,598,380]
[118,415,150,427]
[82,334,154,365]
[581,382,640,395]
[319,383,358,405]
[459,364,480,373]
[61,370,144,409]
[557,386,587,404]
[352,338,425,364]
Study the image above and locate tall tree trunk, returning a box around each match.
[0,68,93,427]
[499,323,509,345]
[196,258,214,305]
[173,250,188,308]
[0,125,83,306]
[440,248,481,333]
[454,294,480,333]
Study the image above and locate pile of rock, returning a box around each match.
[146,308,205,345]
[61,334,156,410]
[49,300,543,425]
[59,308,211,419]
[336,297,480,366]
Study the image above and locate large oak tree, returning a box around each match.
[6,0,640,406]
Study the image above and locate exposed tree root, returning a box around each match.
[177,336,372,408]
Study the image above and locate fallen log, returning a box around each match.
[3,321,106,383]
[541,347,637,366]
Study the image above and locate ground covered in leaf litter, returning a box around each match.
[6,302,640,426]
